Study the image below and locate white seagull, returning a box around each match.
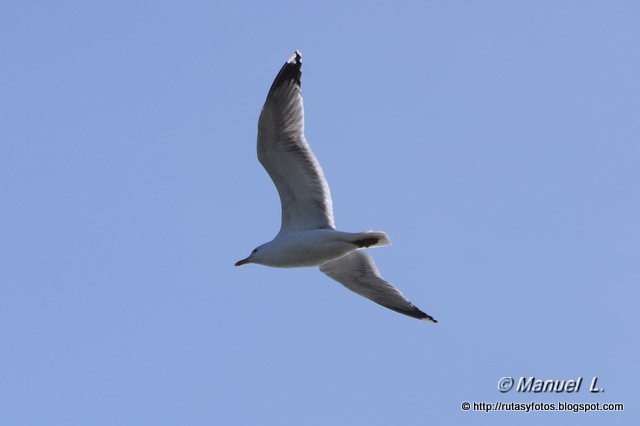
[235,51,437,322]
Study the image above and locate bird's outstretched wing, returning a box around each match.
[257,51,335,231]
[320,251,437,322]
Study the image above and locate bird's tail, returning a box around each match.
[350,231,391,248]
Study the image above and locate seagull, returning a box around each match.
[235,51,437,323]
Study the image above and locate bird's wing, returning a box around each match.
[319,251,437,322]
[257,51,335,232]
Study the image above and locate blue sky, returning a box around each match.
[1,1,638,424]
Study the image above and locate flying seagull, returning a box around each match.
[235,51,437,323]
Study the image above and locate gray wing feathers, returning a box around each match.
[257,52,335,231]
[320,251,437,322]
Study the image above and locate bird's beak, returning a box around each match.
[235,257,250,267]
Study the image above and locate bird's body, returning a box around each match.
[235,51,437,323]
[240,229,390,268]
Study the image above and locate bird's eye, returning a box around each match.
[252,248,258,254]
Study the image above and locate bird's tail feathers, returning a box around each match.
[351,231,391,248]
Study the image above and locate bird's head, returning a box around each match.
[235,246,262,266]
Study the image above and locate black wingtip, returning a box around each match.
[289,50,302,64]
[385,304,437,323]
[423,313,438,323]
[413,307,438,323]
[267,51,303,97]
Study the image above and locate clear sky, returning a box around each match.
[1,1,638,424]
